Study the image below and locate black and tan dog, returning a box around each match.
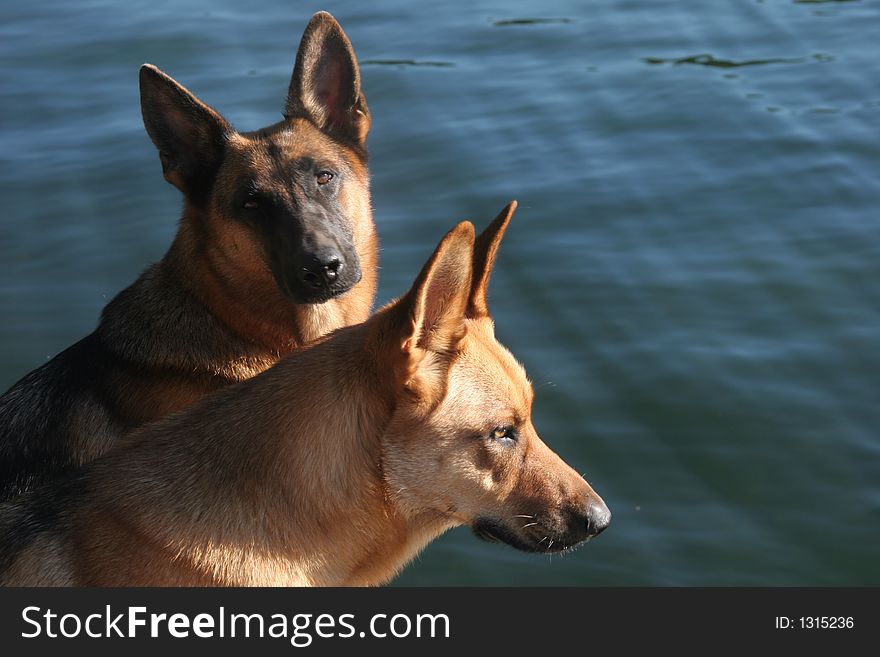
[0,12,377,500]
[0,203,611,586]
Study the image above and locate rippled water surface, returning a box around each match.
[1,0,878,585]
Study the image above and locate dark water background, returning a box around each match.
[1,0,878,585]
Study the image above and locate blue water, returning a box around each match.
[1,0,878,585]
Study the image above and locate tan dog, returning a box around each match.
[0,12,377,501]
[0,203,610,586]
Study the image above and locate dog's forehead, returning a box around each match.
[453,320,533,416]
[231,120,354,171]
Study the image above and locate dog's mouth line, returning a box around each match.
[277,276,354,305]
[472,518,545,553]
[471,518,594,554]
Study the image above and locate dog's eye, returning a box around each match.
[491,426,517,443]
[243,200,259,210]
[316,171,334,185]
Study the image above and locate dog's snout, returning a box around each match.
[585,501,611,537]
[300,251,345,290]
[274,235,360,304]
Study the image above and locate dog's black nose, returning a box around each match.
[300,252,344,289]
[585,501,611,537]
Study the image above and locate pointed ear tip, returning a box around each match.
[453,221,476,242]
[483,201,516,236]
[139,64,172,89]
[433,222,475,261]
[139,63,159,79]
[308,10,343,32]
[429,221,474,259]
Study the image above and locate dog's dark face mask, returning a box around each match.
[139,11,372,307]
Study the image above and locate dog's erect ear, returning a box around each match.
[467,201,517,319]
[401,221,475,360]
[284,11,370,146]
[139,64,231,196]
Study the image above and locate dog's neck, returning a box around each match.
[248,320,456,586]
[115,314,445,586]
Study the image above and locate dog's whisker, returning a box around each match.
[521,522,538,529]
[513,514,534,519]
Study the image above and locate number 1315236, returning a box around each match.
[775,617,854,630]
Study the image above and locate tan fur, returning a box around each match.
[0,204,610,586]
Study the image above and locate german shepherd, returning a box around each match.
[0,12,377,500]
[0,203,611,586]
